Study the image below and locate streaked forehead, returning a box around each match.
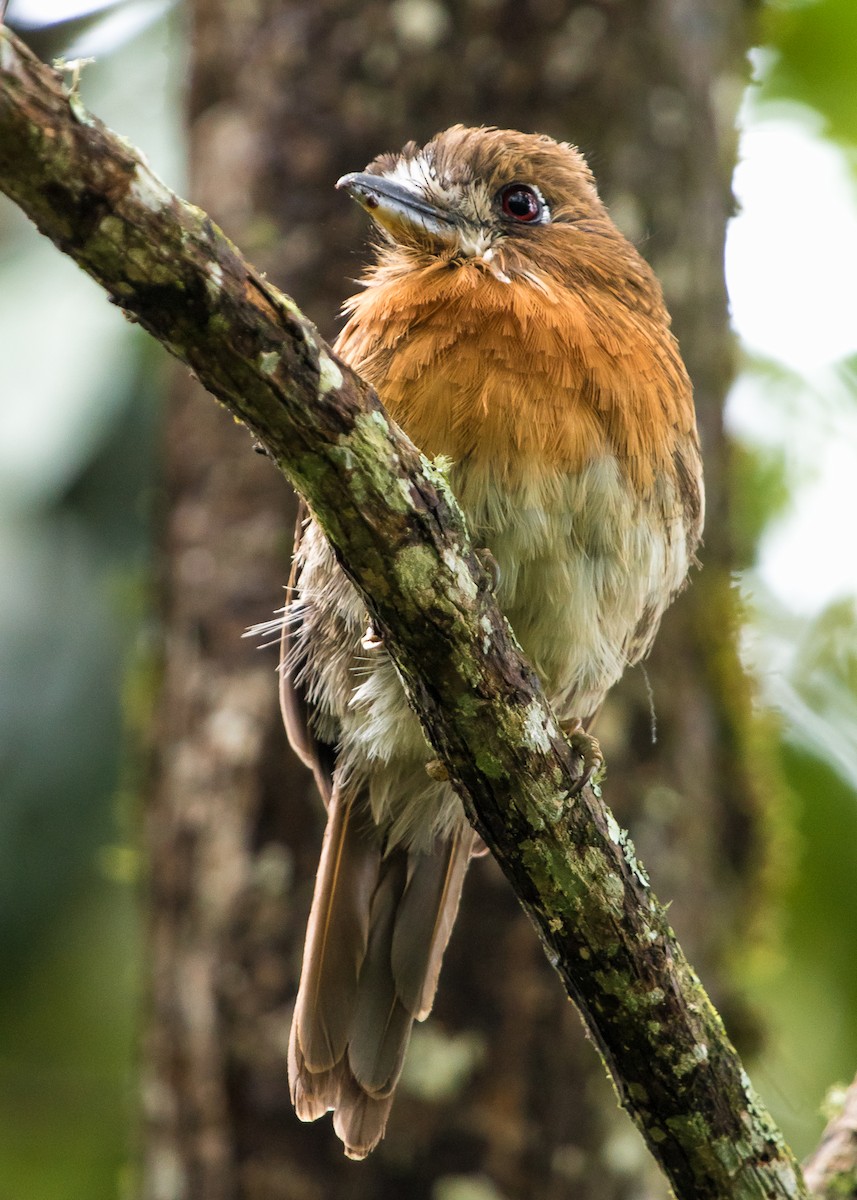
[382,151,441,189]
[368,139,472,194]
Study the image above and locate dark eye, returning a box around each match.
[499,183,543,223]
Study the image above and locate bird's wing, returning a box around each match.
[279,499,337,806]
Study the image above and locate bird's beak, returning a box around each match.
[336,172,455,242]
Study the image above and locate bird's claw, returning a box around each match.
[425,758,449,781]
[475,547,500,592]
[561,720,603,795]
[361,622,384,651]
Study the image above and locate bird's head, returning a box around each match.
[337,125,636,289]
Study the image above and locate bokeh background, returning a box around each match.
[0,1,855,1197]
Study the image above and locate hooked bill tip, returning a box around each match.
[336,173,382,211]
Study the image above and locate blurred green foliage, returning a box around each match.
[729,6,857,1157]
[761,0,857,149]
[729,439,790,571]
[0,874,140,1200]
[740,595,857,1151]
[0,7,179,1197]
[0,325,161,1196]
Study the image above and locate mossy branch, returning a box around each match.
[0,25,810,1200]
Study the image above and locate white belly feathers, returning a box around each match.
[289,454,691,850]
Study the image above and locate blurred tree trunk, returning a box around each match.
[143,3,761,1199]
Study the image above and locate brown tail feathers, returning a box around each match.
[288,786,475,1158]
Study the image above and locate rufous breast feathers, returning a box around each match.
[336,258,694,492]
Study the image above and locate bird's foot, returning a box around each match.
[425,759,449,781]
[560,719,604,795]
[475,547,500,592]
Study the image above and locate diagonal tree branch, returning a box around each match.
[0,25,809,1200]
